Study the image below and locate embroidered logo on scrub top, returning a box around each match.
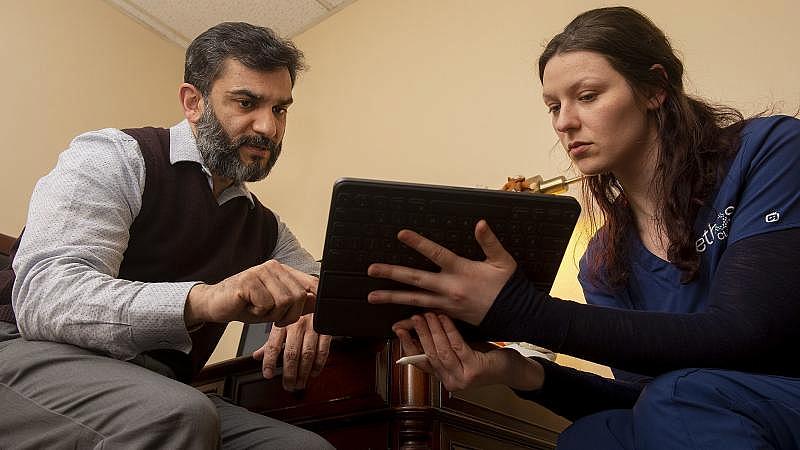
[765,210,781,223]
[696,205,735,253]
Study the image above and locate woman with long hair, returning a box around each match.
[367,6,800,448]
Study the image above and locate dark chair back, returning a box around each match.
[0,233,15,269]
[1,233,19,321]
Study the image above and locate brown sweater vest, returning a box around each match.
[1,127,279,382]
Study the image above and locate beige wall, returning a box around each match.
[244,0,799,371]
[3,1,799,370]
[0,0,250,365]
[0,0,185,235]
[259,0,800,264]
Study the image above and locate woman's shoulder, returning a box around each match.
[740,114,800,142]
[735,114,800,166]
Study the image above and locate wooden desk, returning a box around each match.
[193,338,569,449]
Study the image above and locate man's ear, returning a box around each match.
[647,64,668,110]
[179,83,204,123]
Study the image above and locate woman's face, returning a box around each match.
[542,51,658,178]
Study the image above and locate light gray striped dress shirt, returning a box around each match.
[12,120,319,360]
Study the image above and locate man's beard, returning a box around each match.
[195,101,282,184]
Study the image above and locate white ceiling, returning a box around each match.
[107,0,356,47]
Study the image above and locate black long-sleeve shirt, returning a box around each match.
[478,228,800,421]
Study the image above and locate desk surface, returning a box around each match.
[193,338,569,449]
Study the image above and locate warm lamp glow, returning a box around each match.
[550,216,593,303]
[547,216,614,378]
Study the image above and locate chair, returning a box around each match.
[0,232,14,266]
[1,232,19,323]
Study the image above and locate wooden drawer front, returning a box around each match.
[231,344,388,422]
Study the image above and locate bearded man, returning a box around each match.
[0,22,334,449]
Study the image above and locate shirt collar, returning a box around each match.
[168,119,255,208]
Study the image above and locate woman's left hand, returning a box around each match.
[394,313,543,392]
[367,220,516,325]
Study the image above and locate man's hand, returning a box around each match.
[184,261,319,328]
[253,313,332,391]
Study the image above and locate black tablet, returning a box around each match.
[313,178,580,337]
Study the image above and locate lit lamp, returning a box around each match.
[501,174,584,194]
[494,173,585,362]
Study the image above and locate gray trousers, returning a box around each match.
[0,322,334,450]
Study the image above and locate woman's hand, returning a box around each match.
[394,313,544,392]
[368,220,516,325]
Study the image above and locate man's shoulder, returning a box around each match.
[58,127,151,177]
[119,126,170,137]
[118,127,172,157]
[71,125,170,145]
[250,193,277,218]
[71,127,137,145]
[65,128,139,157]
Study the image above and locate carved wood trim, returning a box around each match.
[191,337,561,449]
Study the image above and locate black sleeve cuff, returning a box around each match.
[478,267,544,341]
[512,357,643,422]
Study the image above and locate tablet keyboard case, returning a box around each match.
[314,178,581,337]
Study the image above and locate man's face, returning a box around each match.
[195,59,293,183]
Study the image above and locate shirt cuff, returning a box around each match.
[511,356,557,401]
[479,267,533,339]
[128,281,197,354]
